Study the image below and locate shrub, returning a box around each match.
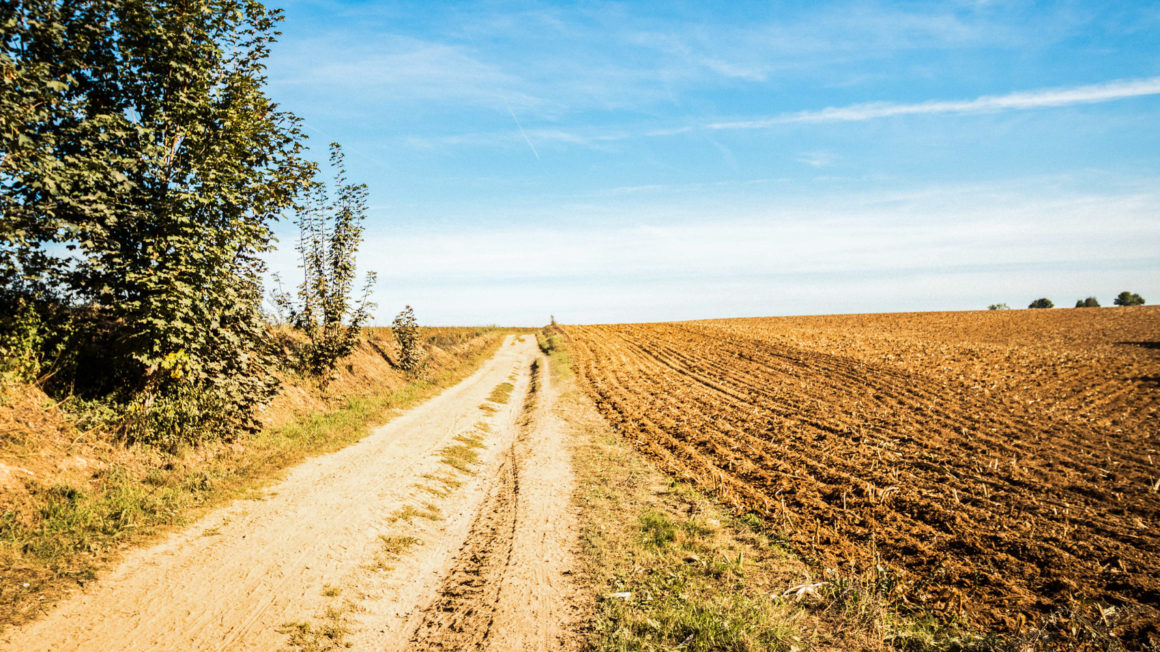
[1075,297,1100,308]
[987,303,1010,311]
[1028,298,1054,309]
[392,305,423,373]
[1113,291,1145,306]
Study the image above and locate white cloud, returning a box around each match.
[264,181,1160,324]
[709,76,1160,129]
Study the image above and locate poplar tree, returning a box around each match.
[272,143,377,385]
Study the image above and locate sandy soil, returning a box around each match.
[1,335,583,651]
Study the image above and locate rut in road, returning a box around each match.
[0,336,582,651]
[405,356,582,650]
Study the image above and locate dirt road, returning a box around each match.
[1,335,583,651]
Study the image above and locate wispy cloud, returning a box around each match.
[709,76,1160,129]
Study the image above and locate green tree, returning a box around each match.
[391,305,423,373]
[1,1,313,443]
[1075,297,1100,308]
[1113,291,1145,306]
[1028,298,1053,309]
[272,143,377,384]
[987,303,1009,310]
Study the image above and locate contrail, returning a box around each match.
[505,102,540,160]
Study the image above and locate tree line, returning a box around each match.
[0,1,417,445]
[988,291,1146,311]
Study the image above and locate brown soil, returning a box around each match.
[0,336,584,650]
[564,307,1160,646]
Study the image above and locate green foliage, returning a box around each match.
[1075,297,1100,308]
[391,305,423,373]
[1027,298,1054,309]
[272,143,376,385]
[1,1,313,442]
[1113,291,1145,306]
[986,303,1009,311]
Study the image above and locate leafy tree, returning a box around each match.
[2,1,313,443]
[272,144,377,384]
[987,303,1009,310]
[1028,298,1054,309]
[1075,297,1100,308]
[1113,291,1145,306]
[392,305,422,373]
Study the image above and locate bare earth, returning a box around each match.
[1,335,583,651]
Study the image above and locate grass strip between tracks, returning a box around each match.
[0,332,507,631]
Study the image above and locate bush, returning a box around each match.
[987,303,1010,311]
[1113,291,1145,306]
[1075,297,1100,308]
[392,306,423,373]
[1028,298,1054,309]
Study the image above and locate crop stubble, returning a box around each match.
[564,307,1159,642]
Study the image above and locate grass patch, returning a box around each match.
[279,619,351,651]
[487,382,515,405]
[439,432,486,474]
[369,534,423,572]
[387,503,441,524]
[322,584,341,597]
[0,332,508,629]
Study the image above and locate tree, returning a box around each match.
[1028,298,1053,309]
[272,144,376,385]
[1075,297,1100,308]
[987,303,1009,310]
[1113,291,1145,306]
[1,1,313,443]
[391,305,422,373]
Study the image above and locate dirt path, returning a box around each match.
[402,358,583,651]
[0,335,583,651]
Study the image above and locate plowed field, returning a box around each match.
[564,307,1160,643]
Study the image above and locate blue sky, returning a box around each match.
[264,1,1160,325]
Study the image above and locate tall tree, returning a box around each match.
[1,1,313,442]
[272,143,377,385]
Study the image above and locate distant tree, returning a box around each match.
[988,303,1010,310]
[1113,291,1145,306]
[392,305,423,373]
[550,314,557,326]
[1075,297,1100,308]
[272,144,377,385]
[1028,298,1054,309]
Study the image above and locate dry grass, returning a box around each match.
[369,534,423,572]
[486,382,515,404]
[0,330,508,630]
